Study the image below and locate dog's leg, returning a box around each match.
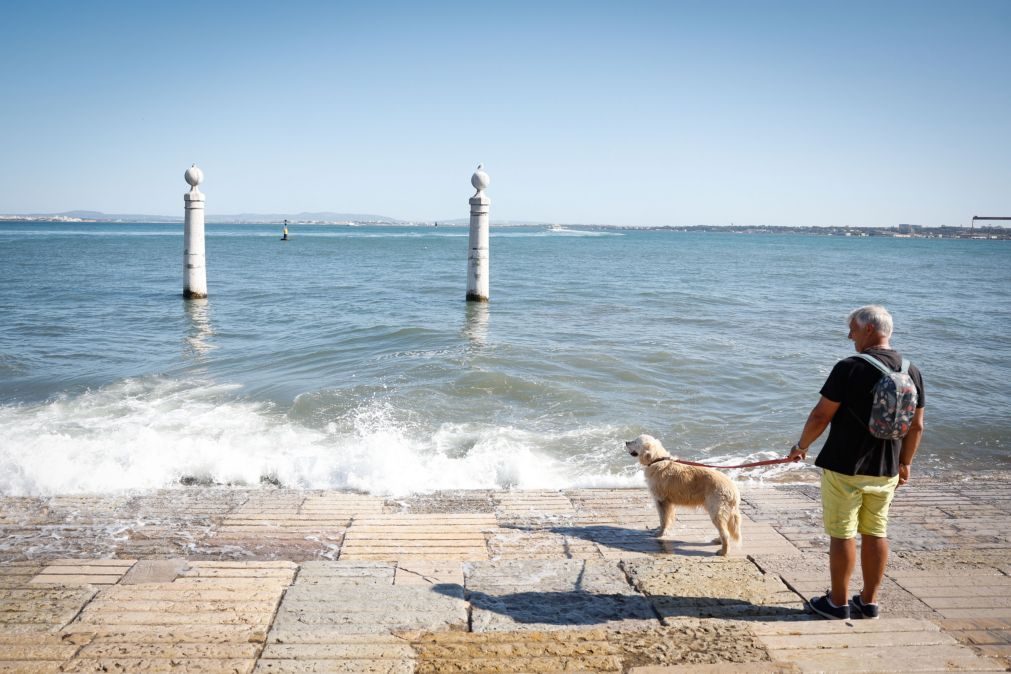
[711,511,731,556]
[657,500,676,538]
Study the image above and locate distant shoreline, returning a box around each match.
[1,216,1007,239]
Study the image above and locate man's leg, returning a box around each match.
[829,536,856,607]
[855,476,898,606]
[821,470,861,608]
[860,534,888,604]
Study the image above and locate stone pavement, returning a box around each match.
[1,476,1009,672]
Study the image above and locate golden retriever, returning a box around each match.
[625,434,742,555]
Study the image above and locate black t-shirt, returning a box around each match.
[814,347,925,478]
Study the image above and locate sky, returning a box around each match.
[0,1,1008,227]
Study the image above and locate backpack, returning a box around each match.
[854,353,918,439]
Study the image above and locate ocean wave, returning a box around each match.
[0,377,652,497]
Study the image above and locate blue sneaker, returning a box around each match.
[850,594,880,619]
[808,592,851,620]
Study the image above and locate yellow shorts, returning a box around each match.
[821,469,899,539]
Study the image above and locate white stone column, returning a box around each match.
[466,164,491,302]
[183,164,207,299]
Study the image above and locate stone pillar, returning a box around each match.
[466,164,491,302]
[183,164,207,299]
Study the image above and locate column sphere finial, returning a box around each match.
[185,164,204,188]
[471,164,490,194]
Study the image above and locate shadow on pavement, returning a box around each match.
[430,583,809,626]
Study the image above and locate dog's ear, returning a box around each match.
[644,436,667,455]
[637,445,655,465]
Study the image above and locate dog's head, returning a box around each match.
[625,434,671,466]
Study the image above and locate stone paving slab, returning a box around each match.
[565,489,659,516]
[120,558,189,584]
[45,561,292,674]
[391,491,494,515]
[751,551,942,619]
[499,516,758,561]
[0,572,97,672]
[464,559,637,594]
[488,526,603,560]
[628,664,801,674]
[60,657,258,672]
[268,561,469,637]
[394,561,465,587]
[0,565,43,590]
[403,621,769,672]
[212,491,363,561]
[624,558,805,620]
[468,592,658,633]
[59,624,269,643]
[30,560,137,587]
[749,618,1009,672]
[0,584,96,629]
[340,514,497,561]
[494,491,577,517]
[0,664,64,673]
[464,560,657,632]
[892,569,1011,618]
[296,560,397,585]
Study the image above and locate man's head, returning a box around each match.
[847,305,892,352]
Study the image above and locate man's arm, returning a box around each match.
[788,396,841,461]
[897,407,925,486]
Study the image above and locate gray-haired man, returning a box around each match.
[788,305,925,620]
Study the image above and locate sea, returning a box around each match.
[1,222,1008,497]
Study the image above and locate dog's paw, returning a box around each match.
[657,529,674,539]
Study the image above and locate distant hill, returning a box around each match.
[6,211,405,224]
[2,211,552,226]
[206,212,405,224]
[431,218,550,226]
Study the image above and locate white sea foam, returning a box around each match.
[0,377,641,497]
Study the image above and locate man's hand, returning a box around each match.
[788,444,807,462]
[898,463,911,486]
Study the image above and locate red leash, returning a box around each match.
[673,456,798,470]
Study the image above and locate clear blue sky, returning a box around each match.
[1,1,1008,227]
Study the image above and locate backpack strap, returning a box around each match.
[899,358,910,374]
[854,353,895,374]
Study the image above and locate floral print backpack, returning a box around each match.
[855,353,919,439]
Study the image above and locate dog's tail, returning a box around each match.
[728,509,742,544]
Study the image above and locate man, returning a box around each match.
[787,305,925,620]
